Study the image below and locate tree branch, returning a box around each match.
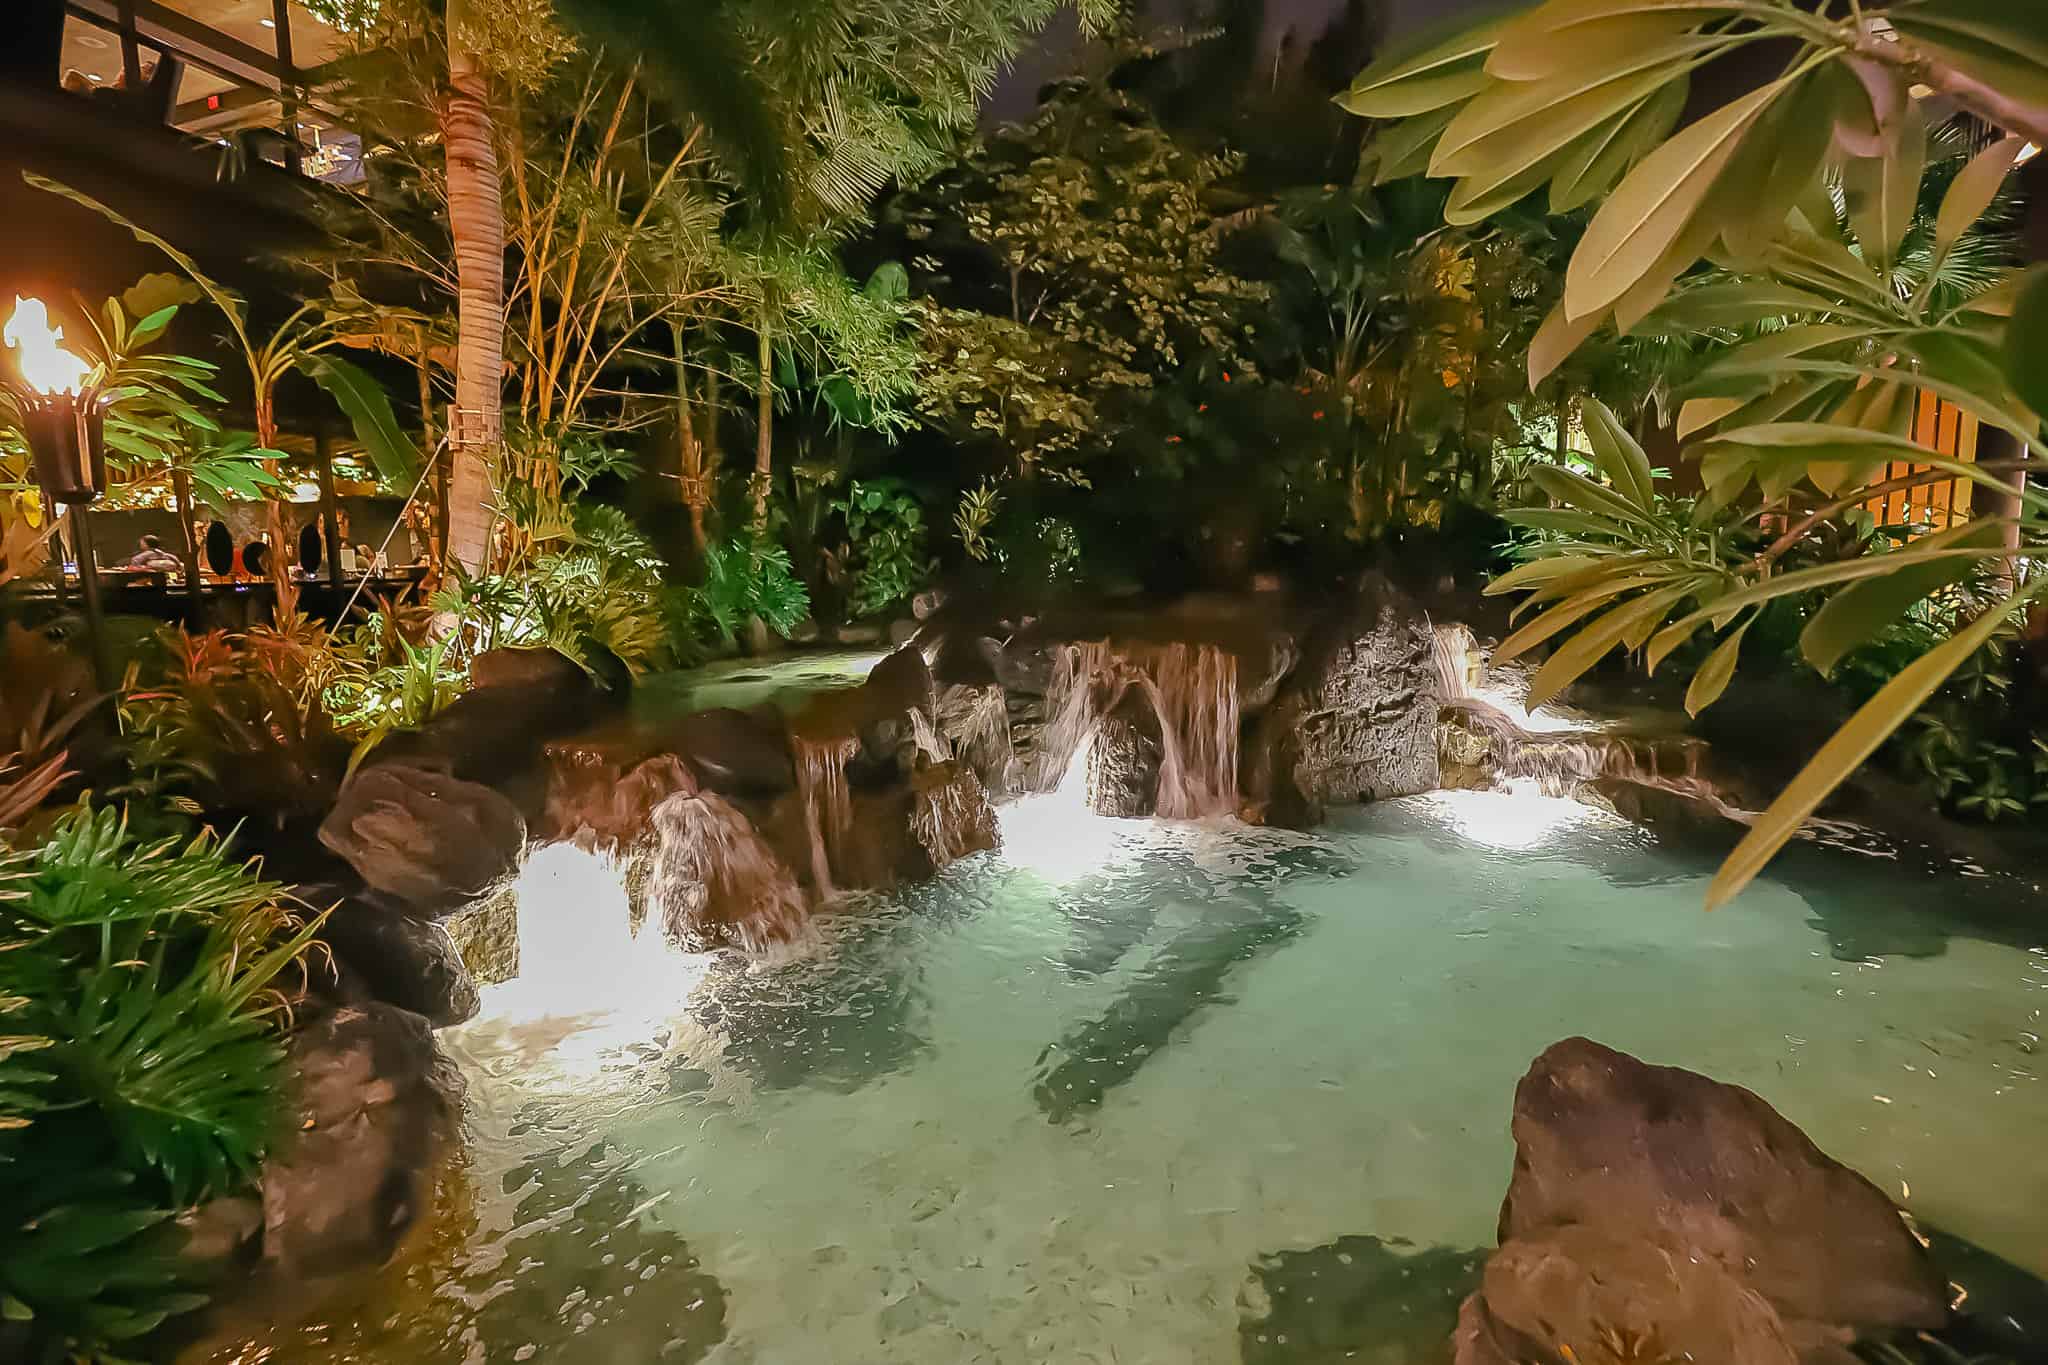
[1759,458,2039,565]
[1850,31,2048,147]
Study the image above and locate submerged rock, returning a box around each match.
[260,1003,463,1279]
[318,762,527,915]
[1454,1038,1948,1365]
[1240,1235,1485,1364]
[1247,573,1441,823]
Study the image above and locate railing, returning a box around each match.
[1866,390,1983,531]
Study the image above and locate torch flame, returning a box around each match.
[4,297,92,397]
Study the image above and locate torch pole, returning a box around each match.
[68,505,113,691]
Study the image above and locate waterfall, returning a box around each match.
[1148,642,1240,820]
[1432,621,1480,701]
[1442,696,1714,799]
[908,707,951,763]
[911,761,1001,867]
[647,790,809,952]
[791,732,861,898]
[1027,639,1242,819]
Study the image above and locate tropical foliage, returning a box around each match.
[1346,0,2048,903]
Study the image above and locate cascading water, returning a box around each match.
[792,732,861,898]
[1028,639,1242,819]
[1148,642,1240,820]
[647,789,809,952]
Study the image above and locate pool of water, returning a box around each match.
[200,786,2048,1364]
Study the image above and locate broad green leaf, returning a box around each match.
[1799,521,2010,677]
[1530,462,1653,526]
[1840,97,1926,271]
[1934,135,2026,267]
[1341,11,1516,118]
[1446,152,1566,224]
[1677,397,1743,439]
[1528,297,1608,387]
[1707,584,2038,908]
[1719,72,1836,263]
[1501,507,1629,536]
[1657,547,2015,642]
[2005,266,2048,418]
[1432,37,1713,178]
[1486,554,1605,595]
[300,353,422,489]
[1888,22,2048,114]
[1526,584,1694,706]
[1550,78,1690,212]
[1685,615,1751,715]
[1641,279,1843,334]
[1372,105,1461,184]
[1565,77,1790,320]
[1496,573,1668,658]
[1581,397,1655,509]
[1489,4,1707,81]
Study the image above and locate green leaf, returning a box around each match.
[1888,21,2048,114]
[1799,521,2010,677]
[1719,71,1836,263]
[2005,266,2048,419]
[1528,297,1609,388]
[1489,3,1711,81]
[1431,37,1713,179]
[1526,583,1694,707]
[1371,104,1461,184]
[1486,554,1605,595]
[1891,0,2048,69]
[1934,135,2026,269]
[1341,9,1517,117]
[1550,78,1691,213]
[1580,397,1654,509]
[1840,96,1926,272]
[1564,76,1789,320]
[1529,463,1653,526]
[1496,573,1668,659]
[299,353,422,489]
[1685,615,1751,715]
[1707,584,2039,909]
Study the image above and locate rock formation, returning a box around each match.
[1454,1039,1950,1365]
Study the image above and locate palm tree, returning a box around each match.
[439,0,503,574]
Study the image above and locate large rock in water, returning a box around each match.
[666,707,795,796]
[313,890,480,1027]
[1246,573,1441,823]
[260,1003,463,1279]
[1454,1038,1949,1365]
[1088,689,1162,817]
[319,762,527,915]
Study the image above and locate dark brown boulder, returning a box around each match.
[1246,573,1441,824]
[313,890,480,1027]
[469,645,584,694]
[260,1003,463,1279]
[666,707,796,796]
[1454,1038,1948,1365]
[372,654,602,787]
[318,762,527,915]
[541,724,698,851]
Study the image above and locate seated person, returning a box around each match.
[125,534,183,573]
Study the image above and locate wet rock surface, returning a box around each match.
[314,891,480,1027]
[318,762,527,915]
[260,1003,464,1280]
[665,705,796,795]
[1087,688,1163,817]
[1248,573,1442,823]
[1455,1038,1949,1365]
[1240,1235,1485,1364]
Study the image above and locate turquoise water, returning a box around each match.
[204,787,2048,1364]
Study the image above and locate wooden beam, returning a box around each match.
[66,0,283,90]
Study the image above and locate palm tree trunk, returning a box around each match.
[751,320,773,527]
[673,319,708,555]
[441,4,504,575]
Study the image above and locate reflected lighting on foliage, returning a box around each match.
[1421,779,1614,851]
[4,297,91,395]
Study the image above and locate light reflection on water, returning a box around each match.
[197,787,2048,1364]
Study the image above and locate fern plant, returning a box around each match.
[0,807,322,1361]
[684,530,813,647]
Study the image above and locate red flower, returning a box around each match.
[1312,410,1325,420]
